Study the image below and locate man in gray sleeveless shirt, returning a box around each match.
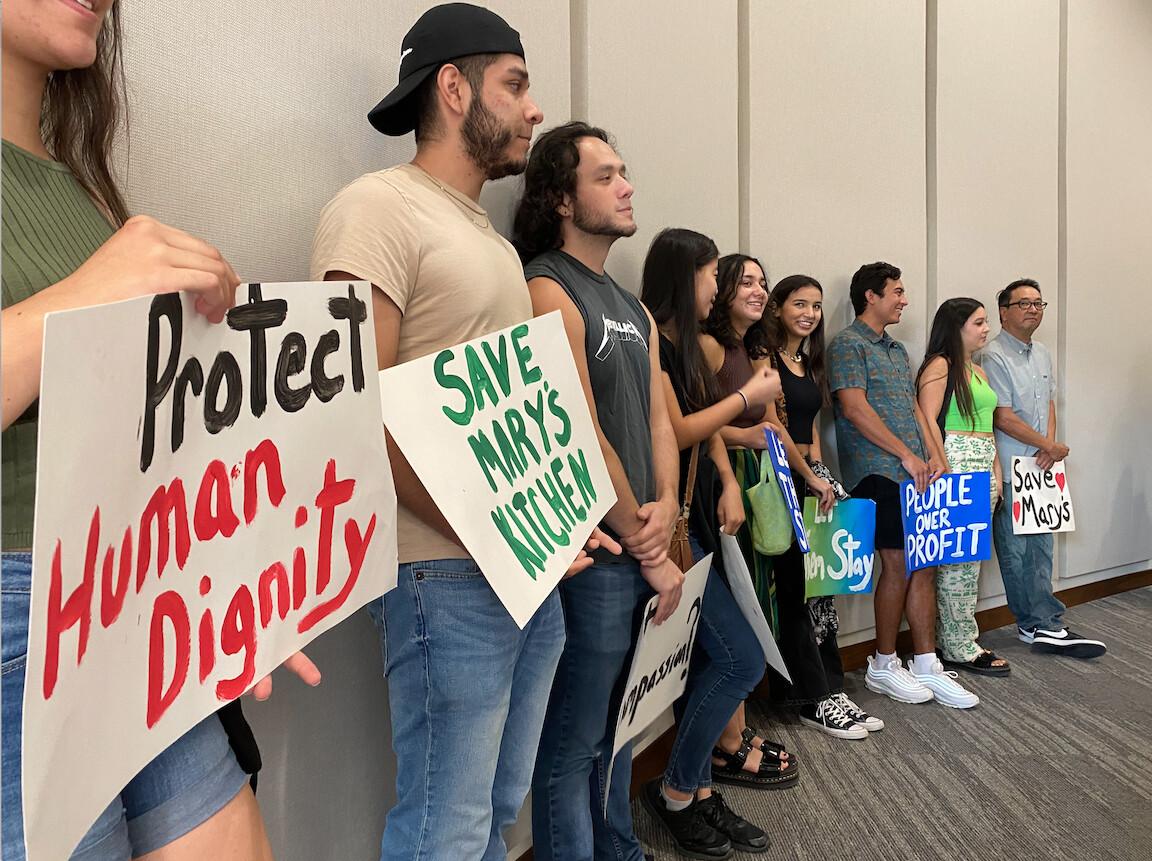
[513,122,683,861]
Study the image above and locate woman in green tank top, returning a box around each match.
[1,2,309,858]
[916,298,1009,676]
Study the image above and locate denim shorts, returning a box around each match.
[2,552,249,860]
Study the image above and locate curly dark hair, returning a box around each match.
[705,254,773,359]
[512,121,612,263]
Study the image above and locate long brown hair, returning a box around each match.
[41,1,129,225]
[705,254,773,359]
[767,275,831,407]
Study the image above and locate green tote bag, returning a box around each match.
[746,450,794,556]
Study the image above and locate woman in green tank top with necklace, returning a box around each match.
[2,2,313,857]
[916,298,1009,677]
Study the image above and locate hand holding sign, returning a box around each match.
[57,215,239,324]
[1011,457,1075,534]
[605,555,711,807]
[762,428,810,552]
[250,650,322,701]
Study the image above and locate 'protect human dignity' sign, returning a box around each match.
[24,283,397,861]
[900,472,992,572]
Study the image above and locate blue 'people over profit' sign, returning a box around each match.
[900,472,992,573]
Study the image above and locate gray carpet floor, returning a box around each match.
[632,586,1152,861]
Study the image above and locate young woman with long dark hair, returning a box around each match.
[704,260,881,739]
[2,3,316,857]
[916,298,1008,676]
[635,227,806,857]
[637,228,792,857]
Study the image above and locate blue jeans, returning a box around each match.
[2,554,247,861]
[665,539,764,793]
[368,559,565,861]
[994,482,1066,631]
[532,556,652,861]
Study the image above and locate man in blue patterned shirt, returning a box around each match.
[828,262,978,709]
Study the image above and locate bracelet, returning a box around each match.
[735,390,749,411]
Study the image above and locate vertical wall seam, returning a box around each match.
[1056,0,1069,580]
[925,0,938,316]
[569,0,588,120]
[737,0,750,253]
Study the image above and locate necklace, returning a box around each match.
[417,165,491,229]
[780,346,804,363]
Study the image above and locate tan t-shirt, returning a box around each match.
[311,162,531,564]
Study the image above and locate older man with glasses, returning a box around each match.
[980,278,1107,659]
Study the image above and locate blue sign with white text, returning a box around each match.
[763,428,809,553]
[900,472,992,573]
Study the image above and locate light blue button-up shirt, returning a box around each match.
[979,330,1055,476]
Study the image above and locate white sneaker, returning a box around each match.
[865,655,934,704]
[799,697,869,739]
[909,660,980,709]
[832,692,885,731]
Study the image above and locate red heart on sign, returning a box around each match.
[1055,472,1066,492]
[1013,500,1021,522]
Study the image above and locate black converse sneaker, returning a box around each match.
[799,697,869,739]
[1027,627,1107,658]
[640,779,732,860]
[832,692,885,732]
[695,791,769,853]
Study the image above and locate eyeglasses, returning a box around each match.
[1002,300,1048,311]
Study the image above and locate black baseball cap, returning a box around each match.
[368,3,524,136]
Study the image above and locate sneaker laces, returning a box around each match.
[893,661,925,687]
[832,692,869,721]
[816,697,856,728]
[921,661,968,691]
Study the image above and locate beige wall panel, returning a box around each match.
[935,0,1059,305]
[935,0,1060,602]
[582,0,741,293]
[748,0,928,349]
[1063,0,1152,579]
[117,5,571,861]
[747,1,927,640]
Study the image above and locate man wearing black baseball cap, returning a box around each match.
[311,5,566,860]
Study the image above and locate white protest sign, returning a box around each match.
[718,532,791,682]
[378,311,615,627]
[1011,457,1076,534]
[606,554,711,807]
[23,283,397,861]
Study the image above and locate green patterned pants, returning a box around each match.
[936,433,998,662]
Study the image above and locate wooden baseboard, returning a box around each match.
[829,566,1152,675]
[514,568,1149,861]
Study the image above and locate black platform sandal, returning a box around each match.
[742,726,801,770]
[711,740,799,790]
